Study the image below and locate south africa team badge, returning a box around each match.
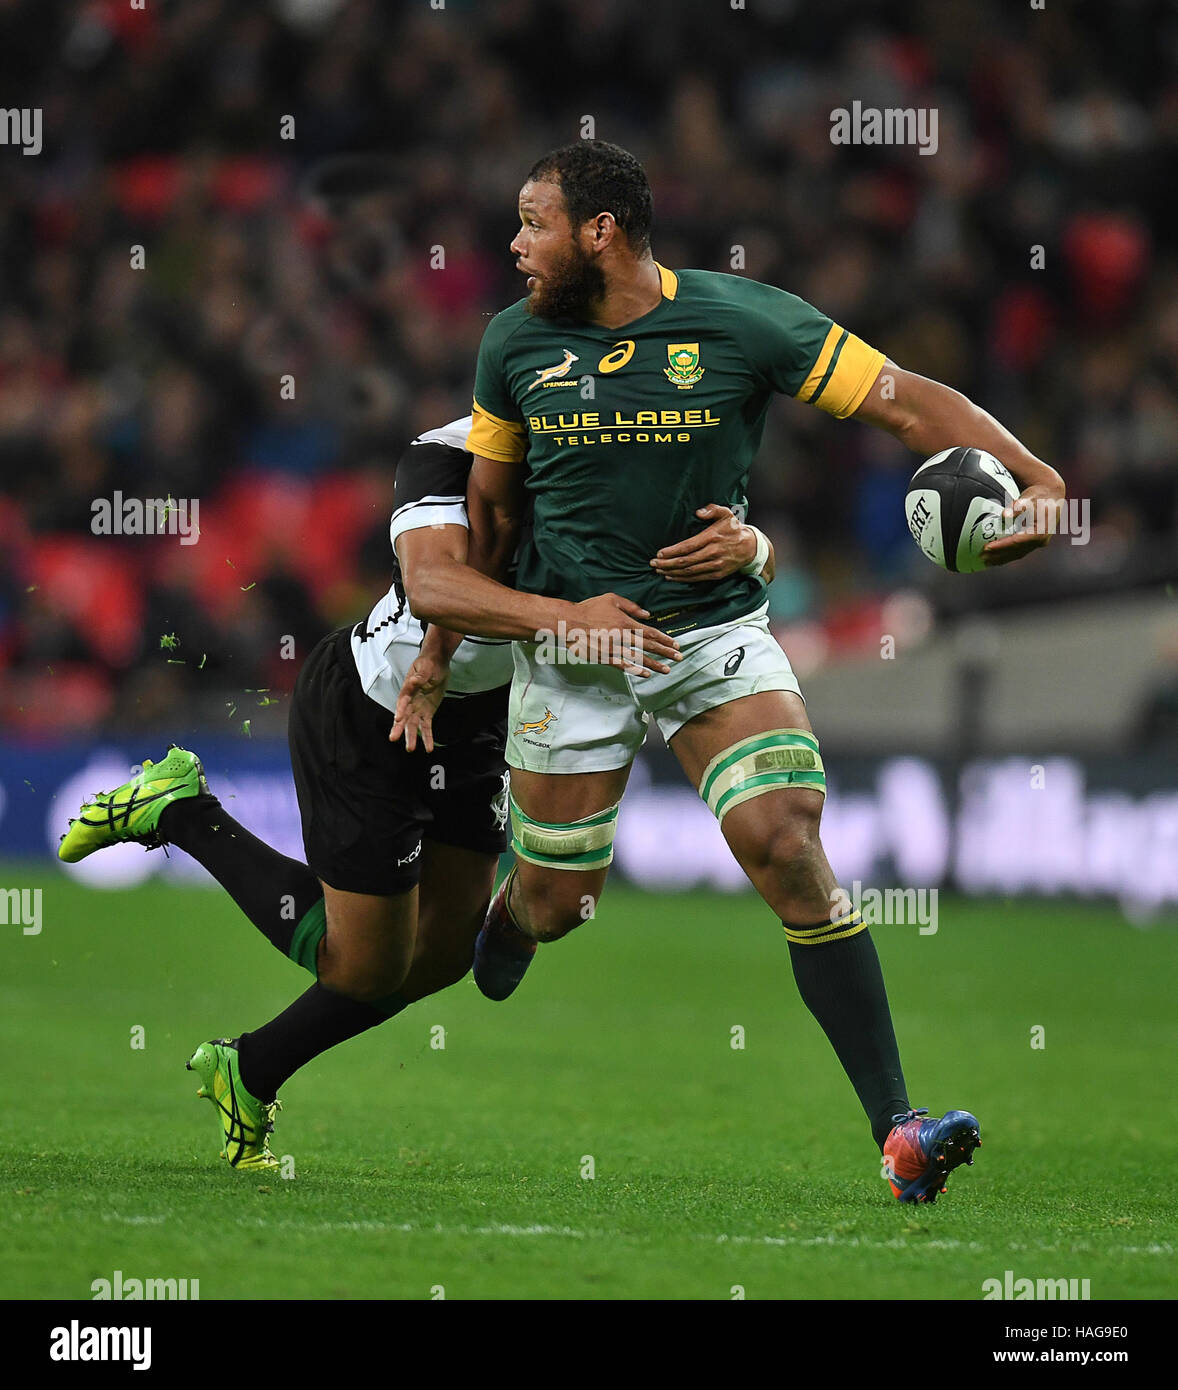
[664,342,704,389]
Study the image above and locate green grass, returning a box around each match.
[1,864,1175,1300]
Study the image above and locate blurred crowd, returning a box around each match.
[1,0,1176,733]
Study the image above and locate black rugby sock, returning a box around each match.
[158,795,322,958]
[784,913,909,1149]
[236,985,409,1103]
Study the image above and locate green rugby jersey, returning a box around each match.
[469,264,884,634]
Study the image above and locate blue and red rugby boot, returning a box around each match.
[472,869,538,1001]
[883,1107,982,1204]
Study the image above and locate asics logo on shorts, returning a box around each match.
[723,647,746,675]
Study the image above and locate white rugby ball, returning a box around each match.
[904,447,1020,573]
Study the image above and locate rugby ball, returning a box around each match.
[904,447,1020,573]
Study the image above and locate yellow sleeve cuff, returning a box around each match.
[796,325,886,419]
[467,401,526,463]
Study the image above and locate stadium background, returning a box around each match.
[0,0,1176,1311]
[1,0,1176,913]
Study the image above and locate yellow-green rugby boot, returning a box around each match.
[57,746,209,862]
[187,1039,281,1171]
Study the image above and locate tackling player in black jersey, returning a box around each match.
[57,417,770,1169]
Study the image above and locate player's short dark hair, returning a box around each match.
[527,140,653,253]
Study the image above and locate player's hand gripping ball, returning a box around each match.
[904,447,1021,573]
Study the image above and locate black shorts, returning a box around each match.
[288,625,510,896]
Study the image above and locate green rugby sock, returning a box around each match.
[286,898,404,1016]
[784,914,909,1149]
[289,898,328,974]
[161,799,410,1103]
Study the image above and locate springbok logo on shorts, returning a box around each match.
[514,707,557,737]
[526,349,579,391]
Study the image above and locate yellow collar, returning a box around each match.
[654,262,679,300]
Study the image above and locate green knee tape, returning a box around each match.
[508,794,618,871]
[698,728,826,824]
[289,898,327,976]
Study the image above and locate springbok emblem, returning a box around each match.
[526,349,579,390]
[514,707,557,735]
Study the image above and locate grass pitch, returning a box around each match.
[1,864,1175,1300]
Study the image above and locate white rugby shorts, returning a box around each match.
[506,604,803,773]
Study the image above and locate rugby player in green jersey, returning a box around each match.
[396,140,1066,1203]
[56,415,755,1170]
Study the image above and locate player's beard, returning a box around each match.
[526,241,606,321]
